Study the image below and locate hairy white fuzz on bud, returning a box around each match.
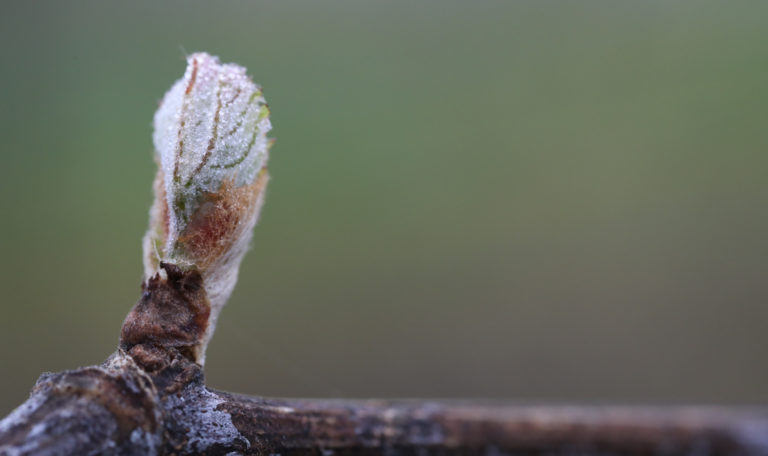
[142,52,272,362]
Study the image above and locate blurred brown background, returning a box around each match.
[1,1,767,415]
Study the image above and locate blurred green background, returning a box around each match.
[1,1,768,415]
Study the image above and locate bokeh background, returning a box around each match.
[2,1,768,415]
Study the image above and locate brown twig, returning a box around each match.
[2,354,768,455]
[3,51,767,456]
[2,264,768,454]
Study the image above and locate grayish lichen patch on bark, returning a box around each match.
[0,350,165,456]
[0,392,46,437]
[162,383,249,454]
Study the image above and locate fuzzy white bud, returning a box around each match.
[142,53,272,362]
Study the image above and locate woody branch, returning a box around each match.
[2,53,768,456]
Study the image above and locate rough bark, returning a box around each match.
[2,265,767,455]
[2,355,768,455]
